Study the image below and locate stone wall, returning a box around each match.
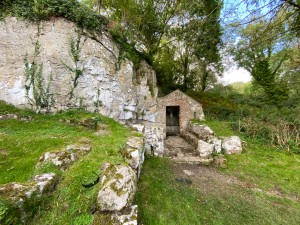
[0,17,157,122]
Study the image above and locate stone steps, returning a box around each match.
[170,156,213,165]
[171,156,202,164]
[181,131,199,148]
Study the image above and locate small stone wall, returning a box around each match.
[182,121,243,159]
[132,124,165,156]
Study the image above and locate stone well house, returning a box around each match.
[157,90,205,137]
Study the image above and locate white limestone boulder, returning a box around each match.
[197,140,214,158]
[36,151,77,171]
[131,124,145,133]
[144,126,164,156]
[111,205,138,225]
[222,136,242,154]
[32,173,57,194]
[211,137,222,154]
[97,163,137,211]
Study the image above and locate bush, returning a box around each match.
[0,0,108,31]
[187,86,300,152]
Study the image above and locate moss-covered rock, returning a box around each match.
[36,144,91,170]
[122,136,144,177]
[93,205,138,225]
[0,173,57,224]
[97,163,137,211]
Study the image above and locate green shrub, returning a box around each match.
[188,86,300,152]
[0,0,108,31]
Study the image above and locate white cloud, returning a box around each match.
[221,67,252,85]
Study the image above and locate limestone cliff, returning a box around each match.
[0,17,157,122]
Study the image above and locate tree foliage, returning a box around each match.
[83,0,223,94]
[226,0,299,107]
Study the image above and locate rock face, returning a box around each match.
[222,136,242,155]
[97,163,137,211]
[0,173,57,224]
[0,17,157,122]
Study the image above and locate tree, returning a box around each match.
[157,0,223,93]
[83,0,223,94]
[223,0,300,44]
[231,20,291,106]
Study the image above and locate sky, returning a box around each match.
[221,67,252,84]
[221,0,252,84]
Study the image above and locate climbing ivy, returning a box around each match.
[62,30,85,100]
[24,39,54,112]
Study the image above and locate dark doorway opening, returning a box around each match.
[166,106,180,136]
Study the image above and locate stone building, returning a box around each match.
[157,90,205,137]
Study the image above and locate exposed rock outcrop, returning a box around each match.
[197,140,214,158]
[189,123,214,142]
[144,126,164,156]
[93,205,138,225]
[36,144,91,170]
[182,122,243,159]
[0,114,32,121]
[0,173,57,224]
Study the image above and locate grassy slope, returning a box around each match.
[204,120,300,198]
[0,101,132,224]
[136,120,300,225]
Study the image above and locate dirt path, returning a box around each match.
[171,162,299,202]
[164,136,299,202]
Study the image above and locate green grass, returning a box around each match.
[192,119,236,136]
[0,101,132,224]
[31,117,129,225]
[225,140,300,197]
[136,120,300,225]
[136,157,300,225]
[202,120,300,198]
